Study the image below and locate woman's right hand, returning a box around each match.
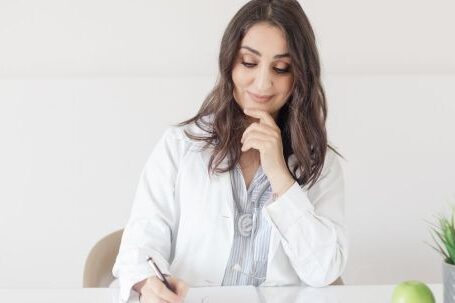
[134,276,188,303]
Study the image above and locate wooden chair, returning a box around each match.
[83,229,123,287]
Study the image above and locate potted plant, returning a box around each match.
[428,208,455,303]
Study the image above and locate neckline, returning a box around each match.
[235,163,264,192]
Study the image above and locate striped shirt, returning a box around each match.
[221,163,273,286]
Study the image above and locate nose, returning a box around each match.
[254,65,272,92]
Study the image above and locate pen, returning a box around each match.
[147,256,174,292]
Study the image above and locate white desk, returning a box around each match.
[0,284,442,303]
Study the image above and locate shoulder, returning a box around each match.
[288,146,344,191]
[324,147,342,170]
[306,147,344,193]
[287,146,342,175]
[320,147,343,179]
[159,115,213,149]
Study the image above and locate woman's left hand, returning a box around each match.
[241,108,295,196]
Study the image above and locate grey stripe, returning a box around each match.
[222,163,273,286]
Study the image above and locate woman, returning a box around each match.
[113,1,348,302]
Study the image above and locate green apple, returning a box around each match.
[392,280,435,303]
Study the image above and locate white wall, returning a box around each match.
[324,74,455,284]
[1,0,454,288]
[1,0,455,76]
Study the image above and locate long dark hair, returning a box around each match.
[175,0,340,188]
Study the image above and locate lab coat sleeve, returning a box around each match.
[112,127,185,303]
[264,150,348,286]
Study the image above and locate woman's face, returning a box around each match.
[232,22,294,120]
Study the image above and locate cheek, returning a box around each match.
[232,65,251,90]
[232,66,244,106]
[278,77,293,97]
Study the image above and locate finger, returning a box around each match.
[243,108,277,128]
[139,288,166,303]
[167,277,188,297]
[150,278,181,303]
[242,130,276,146]
[172,279,189,298]
[241,138,267,152]
[242,123,279,144]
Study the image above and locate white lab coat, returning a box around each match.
[112,121,348,302]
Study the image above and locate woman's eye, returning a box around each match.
[241,61,256,68]
[241,61,290,74]
[274,66,290,74]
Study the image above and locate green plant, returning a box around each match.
[427,208,455,265]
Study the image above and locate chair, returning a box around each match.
[83,229,123,287]
[83,229,344,287]
[332,276,344,286]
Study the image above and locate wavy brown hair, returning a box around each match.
[175,0,341,188]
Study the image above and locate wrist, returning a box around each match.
[270,172,295,198]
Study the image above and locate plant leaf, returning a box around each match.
[430,226,446,244]
[425,241,449,259]
[428,231,449,259]
[426,205,455,264]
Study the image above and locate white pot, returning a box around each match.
[443,261,455,303]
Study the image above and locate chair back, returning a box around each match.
[83,229,123,287]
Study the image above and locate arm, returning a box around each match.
[264,150,348,286]
[112,127,186,302]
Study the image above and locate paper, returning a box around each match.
[115,286,260,303]
[184,286,260,303]
[111,288,140,303]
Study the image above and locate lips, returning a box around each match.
[247,91,273,103]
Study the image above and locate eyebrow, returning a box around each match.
[240,45,290,59]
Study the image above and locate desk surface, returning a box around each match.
[0,284,442,303]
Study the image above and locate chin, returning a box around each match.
[244,103,266,109]
[244,103,275,113]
